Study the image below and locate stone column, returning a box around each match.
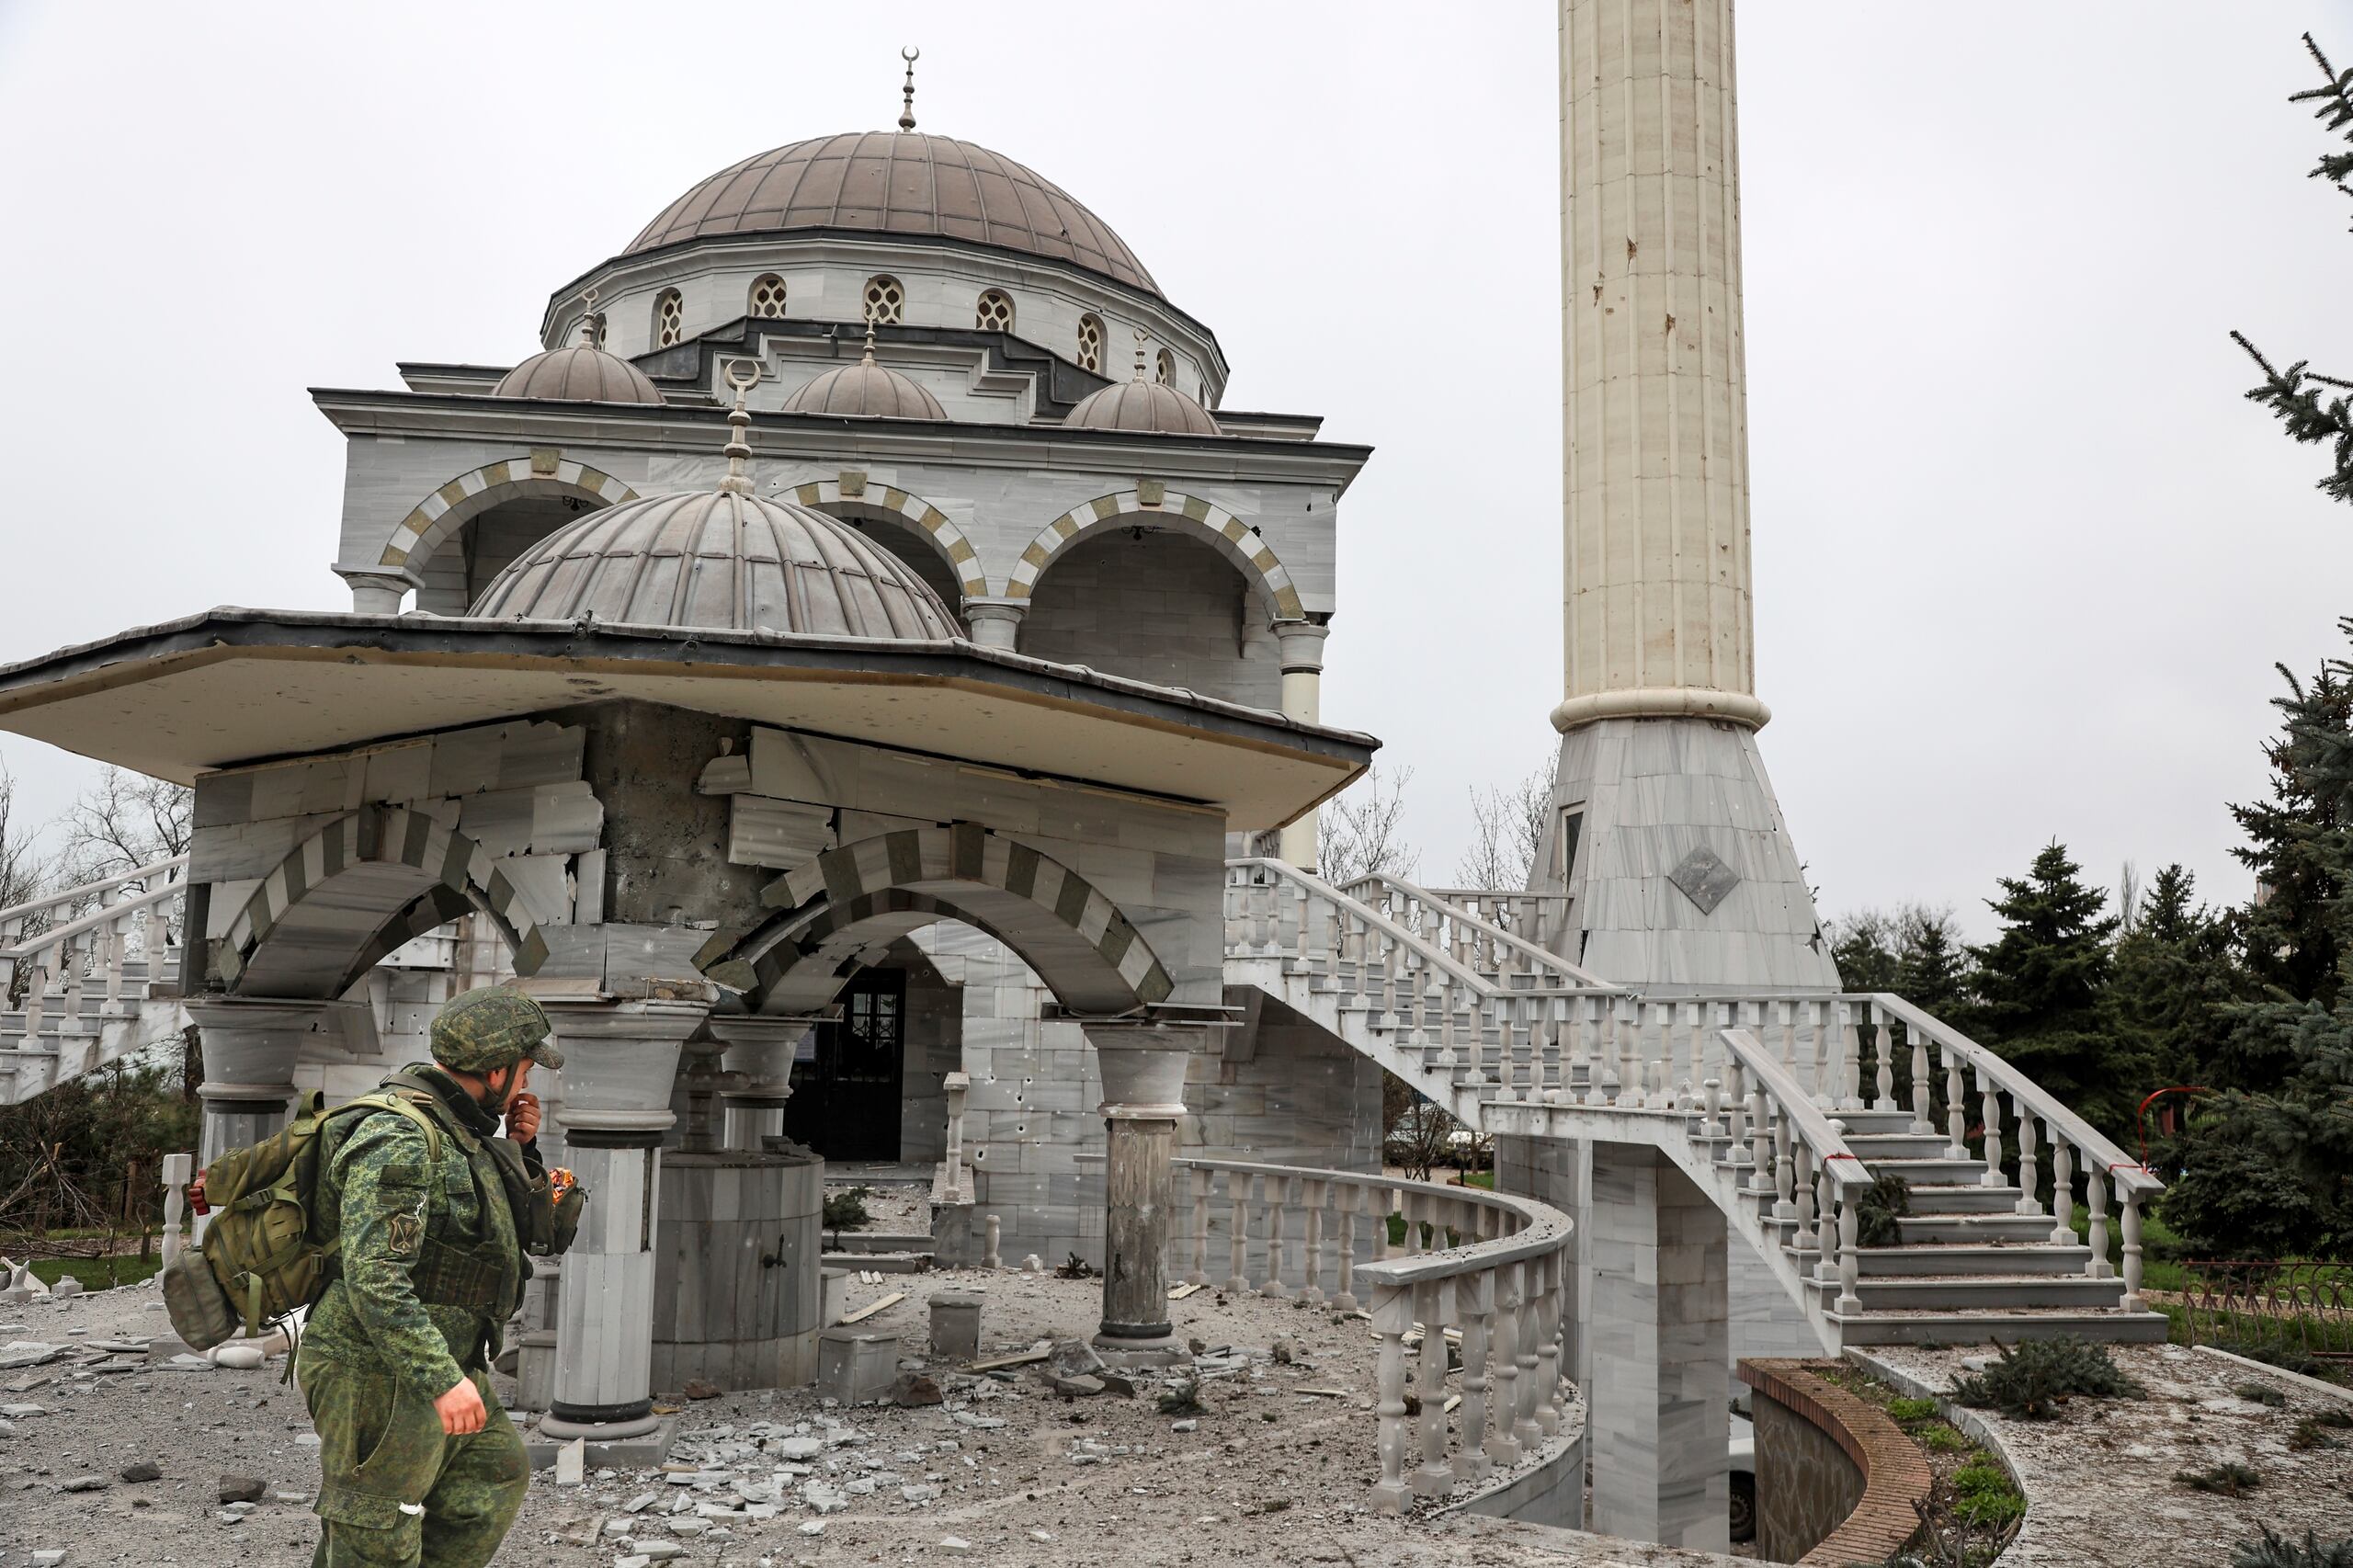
[184,997,350,1166]
[1272,620,1331,870]
[1086,1023,1199,1346]
[1586,1142,1729,1551]
[536,995,711,1445]
[334,566,422,615]
[704,1015,813,1153]
[962,597,1028,652]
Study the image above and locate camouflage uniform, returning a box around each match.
[295,988,565,1568]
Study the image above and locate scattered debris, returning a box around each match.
[118,1460,160,1483]
[841,1291,906,1325]
[218,1475,267,1505]
[680,1378,723,1401]
[1055,1253,1097,1279]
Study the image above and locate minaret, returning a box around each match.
[1543,0,1836,992]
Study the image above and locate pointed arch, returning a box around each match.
[784,477,987,600]
[217,805,550,999]
[697,823,1173,1017]
[1004,487,1304,619]
[377,456,638,572]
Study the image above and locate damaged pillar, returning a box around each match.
[704,1014,815,1153]
[536,994,711,1446]
[1586,1142,1729,1551]
[184,997,351,1167]
[1086,1023,1200,1347]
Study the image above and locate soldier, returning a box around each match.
[291,985,567,1567]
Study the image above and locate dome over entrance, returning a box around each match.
[492,343,663,404]
[624,132,1160,297]
[781,325,947,420]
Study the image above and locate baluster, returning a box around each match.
[1725,1058,1751,1174]
[1773,1111,1797,1221]
[1412,1278,1453,1495]
[1836,1000,1865,1110]
[1978,1071,2005,1189]
[1531,1253,1563,1437]
[1793,1142,1819,1254]
[1301,1178,1327,1306]
[1748,1077,1774,1195]
[1188,1166,1211,1286]
[1943,1043,1969,1159]
[1513,1261,1545,1449]
[1334,1188,1360,1312]
[1226,1171,1252,1294]
[1907,1017,1933,1134]
[1612,998,1637,1107]
[1700,1076,1722,1143]
[1370,1284,1413,1514]
[25,962,48,1040]
[1872,1002,1896,1109]
[2049,1137,2078,1247]
[1836,1186,1864,1315]
[1779,998,1799,1079]
[2086,1167,2113,1278]
[2121,1188,2146,1312]
[1484,1265,1522,1467]
[1540,997,1565,1103]
[1645,1001,1672,1109]
[2015,1111,2043,1217]
[1581,996,1608,1106]
[1261,1176,1290,1297]
[1454,1270,1495,1482]
[1814,1160,1839,1284]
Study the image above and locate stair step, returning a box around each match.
[1848,1244,2094,1278]
[1893,1212,2075,1244]
[1844,1132,1953,1160]
[1824,1108,1918,1135]
[1867,1157,1996,1185]
[1899,1184,2029,1214]
[1831,1309,2171,1346]
[1818,1273,2128,1311]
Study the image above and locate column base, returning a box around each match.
[526,1413,677,1471]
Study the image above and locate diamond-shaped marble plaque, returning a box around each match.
[1668,845,1741,916]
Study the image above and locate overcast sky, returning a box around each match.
[2,2,2349,938]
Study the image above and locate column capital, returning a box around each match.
[961,597,1028,651]
[1272,619,1331,673]
[538,994,714,1134]
[333,565,424,614]
[1081,1019,1215,1119]
[186,995,365,1098]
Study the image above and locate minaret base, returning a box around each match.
[1540,717,1839,994]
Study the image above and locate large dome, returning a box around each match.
[624,132,1159,297]
[470,490,960,641]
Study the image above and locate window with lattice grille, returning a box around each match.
[749,275,787,319]
[654,289,683,348]
[975,290,1014,333]
[1076,313,1103,373]
[1154,347,1175,386]
[863,276,904,325]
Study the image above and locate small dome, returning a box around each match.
[470,490,960,640]
[781,357,946,420]
[492,344,664,404]
[1063,378,1220,437]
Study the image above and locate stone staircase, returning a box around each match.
[0,858,191,1104]
[1225,858,2167,1348]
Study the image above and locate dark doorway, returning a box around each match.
[783,969,906,1161]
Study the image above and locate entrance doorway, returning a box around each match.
[783,969,906,1160]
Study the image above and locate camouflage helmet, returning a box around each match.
[429,986,563,1073]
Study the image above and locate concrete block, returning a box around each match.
[928,1291,983,1359]
[821,1268,849,1327]
[815,1329,899,1405]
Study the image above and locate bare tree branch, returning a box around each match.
[1320,766,1418,887]
[61,768,190,881]
[1457,759,1553,890]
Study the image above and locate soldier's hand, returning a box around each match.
[187,1174,208,1216]
[506,1093,541,1143]
[434,1375,487,1436]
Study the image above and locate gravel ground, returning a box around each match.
[1862,1341,2353,1566]
[0,1267,1590,1568]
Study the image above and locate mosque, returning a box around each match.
[0,13,2170,1552]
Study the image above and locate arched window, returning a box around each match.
[863,275,904,325]
[1076,313,1103,373]
[749,274,788,319]
[975,289,1014,333]
[654,289,684,349]
[1154,347,1175,386]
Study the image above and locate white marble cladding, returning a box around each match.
[551,241,1222,405]
[1541,717,1839,994]
[192,719,601,949]
[334,426,1338,635]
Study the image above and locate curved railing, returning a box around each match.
[1172,1156,1574,1513]
[1340,871,1609,991]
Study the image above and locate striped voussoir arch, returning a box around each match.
[217,804,550,997]
[1004,487,1304,619]
[377,457,638,571]
[705,822,1174,1016]
[784,478,987,600]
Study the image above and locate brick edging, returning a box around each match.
[1738,1358,1935,1567]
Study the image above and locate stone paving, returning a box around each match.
[1860,1341,2353,1567]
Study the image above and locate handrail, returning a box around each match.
[1225,858,1561,1002]
[1862,993,2160,1195]
[1720,1028,1872,1195]
[2,870,185,962]
[1337,871,1616,991]
[0,855,188,931]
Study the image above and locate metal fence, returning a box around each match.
[2176,1261,2353,1364]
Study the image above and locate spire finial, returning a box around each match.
[576,287,601,348]
[720,361,760,496]
[897,46,920,131]
[861,319,879,364]
[1131,328,1150,383]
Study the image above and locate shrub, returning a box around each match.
[822,1186,871,1229]
[1919,1423,1970,1453]
[2233,1528,2353,1568]
[1949,1460,2025,1528]
[2290,1415,2347,1451]
[2160,1127,2332,1260]
[1156,1379,1205,1416]
[1949,1336,2144,1420]
[2177,1461,2263,1496]
[1855,1173,1914,1247]
[2232,1381,2290,1408]
[1886,1395,1939,1423]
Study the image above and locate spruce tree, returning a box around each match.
[1895,909,1972,1018]
[2232,35,2353,505]
[1965,843,2133,1134]
[2105,864,2244,1089]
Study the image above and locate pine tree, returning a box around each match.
[2232,35,2353,506]
[1966,843,2135,1134]
[1896,908,1972,1018]
[2105,864,2244,1089]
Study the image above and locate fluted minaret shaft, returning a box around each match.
[1554,0,1766,733]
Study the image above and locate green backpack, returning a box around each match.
[163,1090,442,1351]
